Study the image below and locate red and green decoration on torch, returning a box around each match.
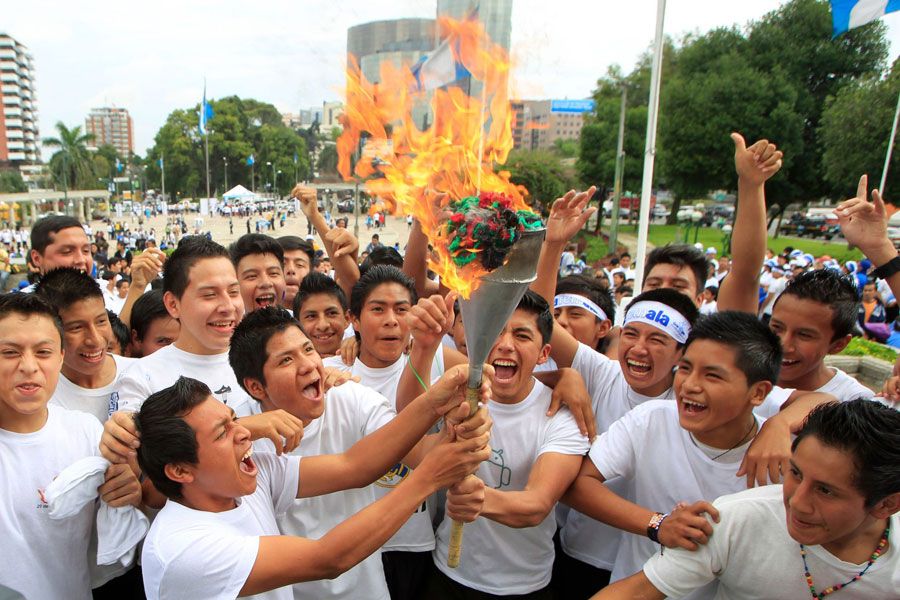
[442,192,543,271]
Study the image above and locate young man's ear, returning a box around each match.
[535,343,552,366]
[243,377,269,403]
[748,380,774,407]
[162,291,180,320]
[827,333,853,355]
[870,491,900,519]
[164,462,195,486]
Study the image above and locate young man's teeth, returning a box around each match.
[211,321,233,327]
[81,351,103,358]
[242,448,253,461]
[494,360,516,367]
[683,400,706,409]
[627,359,650,368]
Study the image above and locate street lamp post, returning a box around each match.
[271,163,277,199]
[275,170,282,199]
[223,157,228,191]
[266,161,272,198]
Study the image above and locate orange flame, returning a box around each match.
[338,16,537,298]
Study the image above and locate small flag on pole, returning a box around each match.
[158,157,164,169]
[293,152,298,164]
[247,154,255,166]
[115,158,123,173]
[199,83,214,135]
[830,0,900,37]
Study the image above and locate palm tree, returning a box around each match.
[43,122,96,198]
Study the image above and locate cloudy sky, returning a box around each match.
[6,0,900,157]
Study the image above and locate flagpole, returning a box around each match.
[205,131,211,200]
[880,86,900,196]
[160,153,166,205]
[633,0,667,296]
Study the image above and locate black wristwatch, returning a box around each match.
[873,254,900,280]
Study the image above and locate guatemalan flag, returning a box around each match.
[198,84,214,136]
[411,40,470,91]
[247,154,255,166]
[831,0,900,37]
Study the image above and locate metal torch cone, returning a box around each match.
[446,227,546,568]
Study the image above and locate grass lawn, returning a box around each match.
[579,224,864,263]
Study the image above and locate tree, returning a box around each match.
[145,96,309,198]
[503,149,575,209]
[317,144,339,176]
[43,122,96,191]
[552,138,578,158]
[820,59,900,198]
[745,0,888,205]
[659,28,804,220]
[0,170,26,193]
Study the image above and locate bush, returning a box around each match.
[839,337,897,363]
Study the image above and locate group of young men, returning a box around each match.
[1,137,898,600]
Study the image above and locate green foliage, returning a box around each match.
[840,336,897,362]
[317,144,339,175]
[145,96,309,198]
[0,170,27,193]
[552,138,578,158]
[503,150,575,207]
[820,60,900,198]
[43,122,97,190]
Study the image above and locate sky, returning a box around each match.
[6,0,900,158]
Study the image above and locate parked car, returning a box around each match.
[337,199,354,213]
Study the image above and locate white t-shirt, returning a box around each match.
[591,400,763,594]
[142,452,300,600]
[756,369,874,419]
[432,380,589,595]
[0,406,103,600]
[118,344,255,417]
[321,352,444,552]
[258,382,395,600]
[699,300,718,315]
[51,354,137,423]
[643,485,900,600]
[762,277,787,315]
[560,343,675,570]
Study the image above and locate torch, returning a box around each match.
[446,226,546,568]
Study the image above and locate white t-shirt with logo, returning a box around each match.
[432,381,590,595]
[141,452,300,600]
[0,406,102,600]
[592,400,764,596]
[118,344,255,417]
[643,485,900,600]
[321,352,444,552]
[755,368,875,419]
[256,381,395,600]
[51,354,137,423]
[559,343,676,570]
[762,277,787,315]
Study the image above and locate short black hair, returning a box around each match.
[685,311,781,385]
[625,288,701,347]
[774,269,859,340]
[131,290,171,342]
[35,267,104,309]
[294,271,348,316]
[350,265,417,318]
[229,306,300,396]
[277,236,315,263]
[793,399,900,507]
[163,236,231,299]
[0,292,64,347]
[360,246,404,276]
[229,233,284,268]
[555,275,615,323]
[134,377,210,500]
[644,244,708,295]
[115,276,131,290]
[516,290,553,345]
[30,216,84,254]
[704,285,719,300]
[107,310,130,354]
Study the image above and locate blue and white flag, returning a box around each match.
[158,157,164,169]
[115,158,123,173]
[247,154,255,166]
[831,0,900,37]
[411,39,470,91]
[198,84,214,135]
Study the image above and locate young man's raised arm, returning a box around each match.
[480,451,582,528]
[242,433,490,595]
[402,218,441,297]
[717,134,783,313]
[296,364,491,498]
[589,572,665,600]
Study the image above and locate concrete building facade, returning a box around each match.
[85,107,134,157]
[0,33,39,164]
[510,99,587,151]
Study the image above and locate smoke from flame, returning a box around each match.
[337,15,537,297]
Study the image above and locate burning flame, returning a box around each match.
[338,16,537,298]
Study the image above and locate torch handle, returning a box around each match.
[447,384,482,569]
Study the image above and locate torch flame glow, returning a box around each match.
[338,16,537,298]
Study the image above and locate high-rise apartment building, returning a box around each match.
[0,33,39,164]
[85,107,134,157]
[510,99,589,151]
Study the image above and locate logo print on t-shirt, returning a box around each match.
[486,449,511,489]
[376,462,411,488]
[214,385,231,404]
[36,488,48,509]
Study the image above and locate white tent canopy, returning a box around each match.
[222,185,257,201]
